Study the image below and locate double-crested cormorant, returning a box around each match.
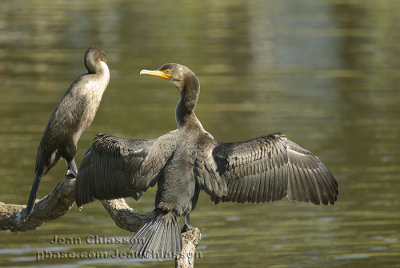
[26,47,110,218]
[75,63,338,258]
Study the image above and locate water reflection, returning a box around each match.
[0,0,399,267]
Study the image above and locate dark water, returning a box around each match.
[0,1,399,267]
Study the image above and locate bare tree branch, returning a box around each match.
[100,199,151,232]
[0,177,75,232]
[0,177,201,267]
[176,227,202,268]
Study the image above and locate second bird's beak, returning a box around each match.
[140,69,172,80]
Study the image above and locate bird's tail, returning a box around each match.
[26,174,42,219]
[131,210,182,259]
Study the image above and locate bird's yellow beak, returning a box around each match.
[140,69,172,80]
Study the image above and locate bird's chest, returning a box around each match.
[163,147,195,185]
[74,88,104,143]
[155,148,197,215]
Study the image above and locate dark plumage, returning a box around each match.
[75,63,338,259]
[26,47,110,219]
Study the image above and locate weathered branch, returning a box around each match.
[0,176,76,232]
[176,227,202,268]
[0,176,201,267]
[100,199,151,232]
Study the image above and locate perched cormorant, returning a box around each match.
[75,63,338,258]
[26,47,110,218]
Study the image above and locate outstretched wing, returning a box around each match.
[210,133,338,205]
[75,132,178,207]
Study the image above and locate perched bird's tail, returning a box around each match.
[131,209,182,259]
[26,174,42,219]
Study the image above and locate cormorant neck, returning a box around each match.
[175,77,200,128]
[95,61,109,75]
[175,101,193,128]
[88,61,110,86]
[87,61,109,75]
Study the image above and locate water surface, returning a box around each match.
[0,1,399,267]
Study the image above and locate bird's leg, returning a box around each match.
[66,159,78,178]
[183,214,193,232]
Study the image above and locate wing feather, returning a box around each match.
[75,132,178,207]
[205,133,338,205]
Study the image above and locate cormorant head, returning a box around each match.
[140,63,199,97]
[84,47,107,74]
[141,63,201,124]
[140,63,200,114]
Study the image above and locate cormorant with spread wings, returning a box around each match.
[75,63,338,259]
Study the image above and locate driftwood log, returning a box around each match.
[0,177,201,267]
